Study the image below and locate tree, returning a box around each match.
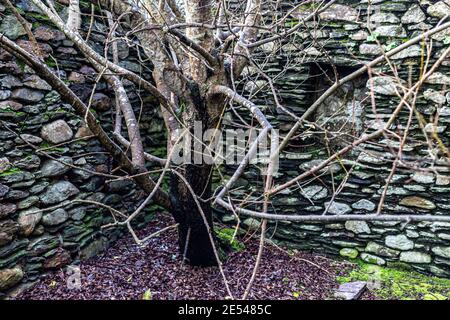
[1,0,450,299]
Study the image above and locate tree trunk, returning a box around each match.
[170,163,217,266]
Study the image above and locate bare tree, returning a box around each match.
[1,0,450,298]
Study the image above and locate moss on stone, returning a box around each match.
[338,261,450,300]
[215,227,245,252]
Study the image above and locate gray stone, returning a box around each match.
[369,12,399,24]
[0,15,29,40]
[17,196,39,210]
[374,25,407,38]
[385,234,414,251]
[427,1,450,18]
[42,209,69,226]
[300,159,342,175]
[365,242,400,258]
[11,88,44,103]
[359,44,382,56]
[334,281,366,300]
[339,248,359,259]
[391,45,422,59]
[23,75,52,91]
[17,207,42,236]
[0,203,16,219]
[401,5,426,24]
[345,221,371,234]
[319,4,358,22]
[325,201,352,215]
[432,246,450,259]
[1,75,21,88]
[425,72,450,85]
[17,134,43,145]
[361,253,385,265]
[411,172,435,184]
[0,90,11,100]
[39,156,73,177]
[368,76,401,96]
[0,220,19,246]
[301,185,328,201]
[0,157,11,174]
[243,218,261,230]
[352,199,376,211]
[40,120,73,144]
[40,181,79,205]
[0,183,9,198]
[423,89,446,105]
[400,251,432,264]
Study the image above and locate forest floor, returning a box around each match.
[14,213,423,300]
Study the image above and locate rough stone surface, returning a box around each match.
[385,235,414,251]
[324,201,352,215]
[400,251,432,264]
[39,156,73,177]
[345,221,371,234]
[40,181,79,205]
[42,209,69,226]
[40,120,73,144]
[0,267,24,291]
[399,196,436,210]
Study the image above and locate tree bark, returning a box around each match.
[170,163,216,266]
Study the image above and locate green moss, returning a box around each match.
[0,167,22,177]
[215,227,245,252]
[338,261,450,300]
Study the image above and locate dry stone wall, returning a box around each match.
[217,0,450,277]
[0,0,165,297]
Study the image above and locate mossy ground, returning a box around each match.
[338,260,450,300]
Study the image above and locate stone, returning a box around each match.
[1,75,21,88]
[40,120,73,144]
[243,218,261,230]
[391,45,422,59]
[11,88,45,103]
[0,220,18,246]
[43,248,71,269]
[0,183,9,198]
[0,203,16,219]
[0,267,23,291]
[39,156,73,177]
[27,235,60,256]
[359,44,382,56]
[75,124,93,138]
[374,25,407,38]
[427,1,450,18]
[399,196,436,210]
[399,251,432,264]
[319,4,358,22]
[411,172,435,184]
[0,157,11,174]
[423,89,446,105]
[334,281,366,300]
[15,155,41,170]
[401,5,426,24]
[0,15,29,40]
[33,26,65,41]
[365,242,400,258]
[17,207,42,236]
[368,76,401,96]
[432,246,450,259]
[324,201,352,215]
[0,100,23,111]
[17,134,43,145]
[385,234,414,251]
[0,90,11,100]
[369,12,399,24]
[299,159,341,174]
[425,72,450,85]
[80,238,108,260]
[339,248,359,259]
[352,199,375,211]
[42,209,69,226]
[345,221,371,234]
[91,93,111,111]
[300,185,328,201]
[23,75,52,91]
[17,196,39,210]
[40,181,79,205]
[361,253,385,266]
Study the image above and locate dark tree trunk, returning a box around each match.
[170,163,217,266]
